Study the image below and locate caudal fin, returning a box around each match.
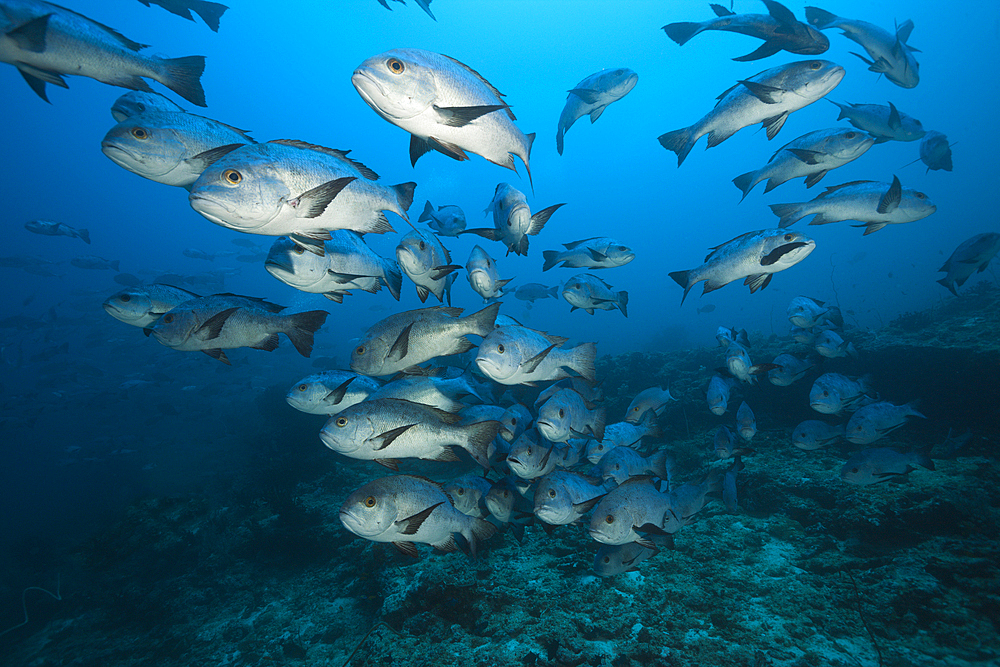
[393,182,417,219]
[284,310,329,357]
[669,270,693,305]
[418,200,434,223]
[648,450,674,480]
[528,203,565,236]
[157,55,207,107]
[541,250,561,271]
[936,277,958,296]
[381,258,403,301]
[78,228,91,244]
[556,125,565,156]
[462,420,502,470]
[658,128,695,167]
[805,6,839,29]
[732,171,757,201]
[768,202,806,228]
[662,21,704,46]
[570,342,597,383]
[616,290,629,318]
[464,302,501,337]
[191,0,228,32]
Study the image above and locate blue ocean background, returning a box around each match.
[1,1,999,665]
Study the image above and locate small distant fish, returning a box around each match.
[0,1,207,105]
[230,237,259,249]
[658,60,844,166]
[24,219,90,244]
[542,237,635,271]
[696,304,716,314]
[723,455,745,513]
[593,542,661,577]
[814,329,857,359]
[396,229,461,303]
[809,373,872,415]
[586,411,661,464]
[418,200,466,237]
[713,425,742,459]
[767,353,815,386]
[787,296,831,328]
[846,401,926,445]
[112,273,143,287]
[71,256,119,271]
[476,324,595,386]
[465,244,513,303]
[556,67,637,155]
[670,229,815,303]
[533,471,609,526]
[507,433,581,481]
[726,342,779,384]
[485,476,535,538]
[535,376,603,409]
[183,248,215,262]
[716,326,749,349]
[137,0,229,32]
[513,283,560,303]
[736,401,757,441]
[498,403,533,443]
[806,7,920,89]
[464,183,565,257]
[111,90,184,122]
[352,49,533,178]
[917,131,954,172]
[442,474,493,518]
[374,0,435,21]
[826,100,925,143]
[707,374,737,416]
[536,388,606,443]
[841,447,934,485]
[561,273,628,317]
[936,233,1000,296]
[103,283,199,328]
[339,475,496,558]
[792,420,844,450]
[661,473,721,534]
[285,371,381,416]
[770,176,936,235]
[664,1,828,61]
[625,386,676,424]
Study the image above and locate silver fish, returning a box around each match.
[339,475,496,558]
[320,398,499,470]
[103,283,199,328]
[0,0,207,105]
[476,324,596,386]
[716,326,749,349]
[767,353,815,386]
[111,90,183,121]
[370,374,484,414]
[71,255,119,271]
[625,386,676,424]
[586,411,661,465]
[846,401,926,445]
[809,373,872,415]
[841,447,934,485]
[826,100,925,143]
[661,474,721,534]
[352,48,534,179]
[286,371,381,416]
[937,233,1000,296]
[464,183,565,257]
[707,374,737,416]
[918,131,953,172]
[593,541,662,577]
[814,329,857,359]
[182,248,214,261]
[485,476,535,538]
[726,341,778,384]
[658,59,844,166]
[533,471,609,526]
[732,127,874,199]
[138,0,229,32]
[466,244,513,303]
[598,447,672,487]
[102,110,252,189]
[418,200,466,236]
[792,420,844,450]
[442,474,493,518]
[499,403,533,443]
[536,388,606,443]
[588,477,672,547]
[669,229,816,304]
[542,237,635,271]
[506,432,560,481]
[24,219,89,244]
[396,229,461,303]
[736,401,757,441]
[513,283,560,303]
[723,455,745,513]
[561,273,628,317]
[351,304,499,377]
[556,67,637,155]
[787,295,830,328]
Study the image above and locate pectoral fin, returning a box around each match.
[744,273,774,293]
[290,177,356,218]
[8,14,50,52]
[324,376,355,405]
[569,87,601,104]
[739,79,785,104]
[521,343,558,374]
[876,176,902,214]
[373,423,417,450]
[202,348,230,364]
[429,136,469,161]
[733,40,783,62]
[396,502,444,535]
[788,148,824,165]
[887,102,902,131]
[387,322,413,361]
[434,104,506,127]
[762,112,789,140]
[195,307,239,340]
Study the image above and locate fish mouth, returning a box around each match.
[352,70,416,122]
[101,141,140,163]
[338,509,370,536]
[474,356,508,380]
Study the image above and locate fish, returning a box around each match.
[285,371,382,416]
[542,237,635,271]
[24,219,89,244]
[561,273,628,317]
[463,183,565,257]
[713,425,739,459]
[507,432,562,481]
[814,329,857,359]
[536,388,607,443]
[707,374,737,416]
[396,229,461,303]
[499,403,533,443]
[846,401,926,445]
[0,254,51,269]
[806,7,920,89]
[585,411,661,465]
[556,67,638,155]
[809,373,873,415]
[826,100,925,143]
[182,248,214,262]
[230,237,259,249]
[663,1,829,62]
[418,200,466,236]
[111,90,184,121]
[351,304,499,377]
[841,448,934,486]
[598,447,672,486]
[137,0,228,32]
[320,398,499,470]
[716,326,749,349]
[71,256,119,271]
[188,140,415,251]
[936,233,1000,296]
[625,386,676,424]
[374,0,435,21]
[767,353,816,386]
[352,48,534,179]
[0,1,206,105]
[917,131,953,172]
[103,283,200,328]
[696,304,716,314]
[769,176,936,235]
[265,233,402,303]
[476,324,596,386]
[442,474,493,518]
[786,296,833,328]
[513,283,560,303]
[658,60,844,166]
[588,477,672,547]
[661,473,722,534]
[732,127,875,199]
[726,342,779,384]
[593,541,662,577]
[465,244,513,303]
[339,475,496,558]
[533,471,609,526]
[149,294,328,363]
[371,374,485,414]
[669,229,816,304]
[736,401,757,441]
[791,420,844,450]
[101,110,253,189]
[535,377,604,409]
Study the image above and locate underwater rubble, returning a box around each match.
[1,287,998,667]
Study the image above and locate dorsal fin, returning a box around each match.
[59,6,148,51]
[816,180,877,198]
[705,231,759,261]
[268,139,380,180]
[440,54,516,120]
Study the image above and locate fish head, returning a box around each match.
[265,236,328,289]
[103,288,154,326]
[808,382,841,414]
[588,499,636,546]
[824,129,876,160]
[189,150,286,230]
[111,91,184,122]
[395,230,438,279]
[800,25,830,54]
[352,49,438,123]
[760,231,816,271]
[586,439,612,464]
[840,454,878,485]
[101,117,189,180]
[560,279,590,308]
[286,376,335,415]
[319,410,371,454]
[845,416,876,445]
[536,395,574,444]
[350,332,390,376]
[148,307,197,348]
[499,404,530,442]
[713,426,734,458]
[485,480,517,521]
[603,243,636,267]
[789,326,816,345]
[339,482,399,539]
[899,189,936,221]
[442,481,481,516]
[500,199,532,240]
[782,60,845,102]
[474,328,522,383]
[599,457,629,486]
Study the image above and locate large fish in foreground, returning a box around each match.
[669,229,816,304]
[464,183,565,257]
[936,233,1000,296]
[0,0,206,105]
[657,60,844,166]
[663,0,828,62]
[556,67,637,155]
[352,48,535,182]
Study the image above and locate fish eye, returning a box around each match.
[137,103,146,112]
[632,406,640,412]
[510,417,517,425]
[497,344,505,353]
[810,61,822,70]
[605,515,615,524]
[364,495,377,508]
[822,390,829,396]
[502,490,510,498]
[548,489,556,498]
[614,464,621,470]
[298,384,307,391]
[507,220,512,227]
[603,556,611,564]
[294,247,304,255]
[784,234,793,241]
[163,314,174,323]
[916,192,926,199]
[386,57,405,75]
[456,488,465,495]
[223,169,242,185]
[130,127,149,140]
[355,345,365,355]
[418,240,426,250]
[846,132,856,139]
[336,417,348,427]
[119,294,131,303]
[850,467,859,474]
[558,409,565,418]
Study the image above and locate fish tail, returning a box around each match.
[541,250,561,271]
[569,342,597,383]
[547,285,560,299]
[381,258,403,301]
[913,446,936,471]
[616,290,629,318]
[649,450,673,480]
[905,400,927,420]
[657,128,695,167]
[804,6,839,30]
[283,310,329,357]
[662,21,704,46]
[462,420,501,470]
[768,202,806,228]
[78,228,91,244]
[732,171,757,201]
[190,0,229,32]
[556,125,565,156]
[156,55,207,107]
[528,203,564,236]
[668,270,693,304]
[464,302,501,337]
[936,278,958,296]
[392,182,417,218]
[460,516,498,560]
[417,200,434,223]
[111,260,121,272]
